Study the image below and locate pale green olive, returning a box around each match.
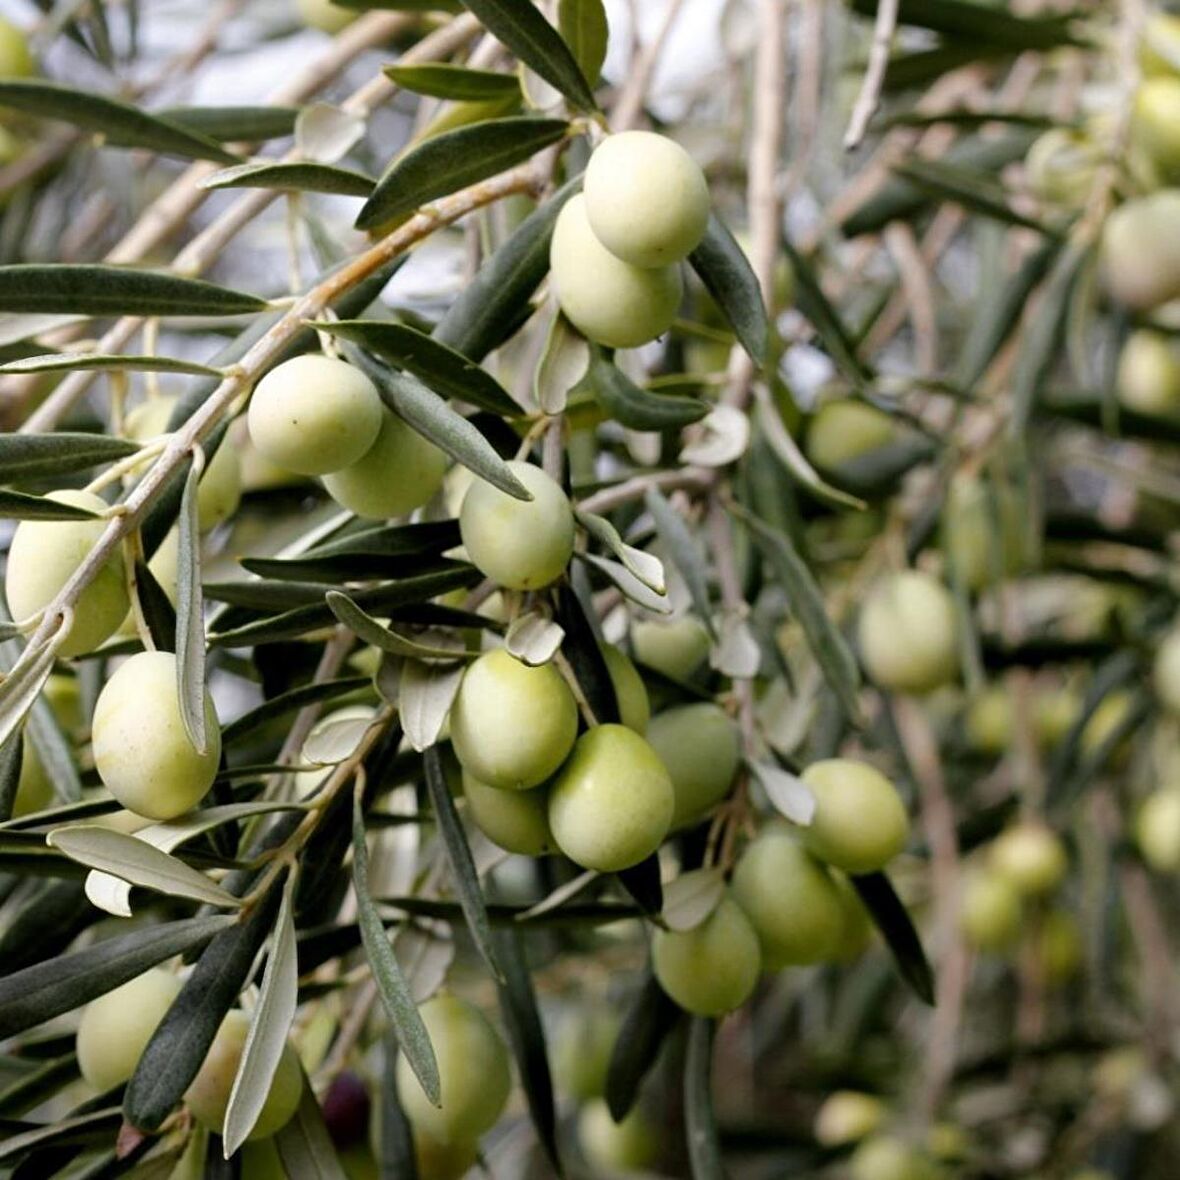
[414,1129,479,1180]
[1133,77,1180,180]
[92,651,221,820]
[849,1135,936,1180]
[989,822,1067,897]
[1117,329,1180,418]
[458,461,574,590]
[959,869,1022,952]
[577,1098,659,1174]
[1025,128,1102,207]
[646,703,740,828]
[324,410,448,520]
[857,571,959,694]
[831,869,875,961]
[652,894,761,1016]
[551,1007,618,1101]
[814,1091,887,1147]
[805,399,895,474]
[1135,787,1180,872]
[547,724,674,872]
[583,131,710,268]
[799,759,909,875]
[1102,191,1180,310]
[395,994,511,1144]
[449,649,577,790]
[942,476,1026,591]
[1039,908,1081,986]
[1034,686,1079,750]
[247,354,383,476]
[963,686,1013,756]
[463,771,555,856]
[10,739,51,818]
[730,821,847,966]
[1154,626,1180,714]
[549,194,682,349]
[631,615,711,682]
[5,489,128,657]
[602,644,650,733]
[76,968,181,1093]
[0,17,33,78]
[239,1140,289,1180]
[185,1009,303,1140]
[294,0,356,32]
[124,397,242,531]
[1141,11,1180,77]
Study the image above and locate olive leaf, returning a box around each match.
[274,1075,349,1180]
[688,214,768,364]
[850,871,935,1005]
[558,0,609,86]
[384,63,522,101]
[644,488,714,635]
[745,759,817,826]
[0,432,136,485]
[662,868,725,933]
[201,161,375,198]
[575,510,666,595]
[0,353,224,376]
[605,972,681,1121]
[163,104,301,142]
[505,612,564,667]
[684,1018,723,1180]
[175,459,208,755]
[399,660,466,753]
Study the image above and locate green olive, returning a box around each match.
[1135,786,1180,872]
[1141,11,1180,77]
[463,771,555,856]
[988,822,1067,897]
[239,1140,289,1180]
[630,615,711,682]
[645,703,740,827]
[76,968,181,1092]
[0,17,33,78]
[414,1129,479,1180]
[1024,128,1102,207]
[963,686,1012,756]
[652,894,761,1016]
[458,461,574,590]
[1118,329,1180,418]
[799,759,910,874]
[831,869,875,961]
[602,644,650,733]
[449,649,577,790]
[92,651,221,820]
[10,739,51,818]
[551,1007,617,1101]
[804,399,895,474]
[395,994,511,1144]
[247,354,383,476]
[549,194,682,349]
[324,410,448,520]
[849,1135,937,1180]
[959,868,1022,952]
[1154,626,1180,714]
[731,821,847,966]
[857,571,959,694]
[814,1091,887,1147]
[582,131,710,268]
[547,724,674,871]
[1038,908,1081,986]
[5,489,129,657]
[1101,191,1180,310]
[294,0,356,32]
[1133,77,1180,180]
[577,1098,659,1173]
[1034,686,1079,749]
[185,1009,303,1140]
[942,476,1026,591]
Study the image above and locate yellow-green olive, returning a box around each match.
[1101,191,1180,310]
[10,739,51,818]
[1117,329,1180,418]
[1038,909,1082,986]
[1133,77,1180,180]
[602,644,650,733]
[1154,626,1180,714]
[1135,786,1180,872]
[857,571,959,694]
[963,686,1013,756]
[1025,128,1102,207]
[831,870,875,961]
[805,399,895,474]
[577,1099,659,1174]
[551,1007,618,1101]
[645,703,740,827]
[799,759,910,874]
[814,1091,887,1147]
[988,823,1067,897]
[463,771,555,856]
[0,17,33,78]
[1141,11,1180,77]
[849,1135,937,1180]
[294,0,356,32]
[630,615,711,682]
[959,869,1022,952]
[414,1129,479,1180]
[942,476,1026,591]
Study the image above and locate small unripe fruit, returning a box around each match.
[964,686,1013,756]
[631,615,711,681]
[731,822,846,966]
[548,724,674,872]
[577,1099,659,1173]
[414,1129,479,1180]
[602,644,650,733]
[1141,11,1180,77]
[92,651,221,820]
[799,759,909,875]
[1025,128,1101,206]
[805,399,895,474]
[646,703,740,827]
[814,1091,887,1147]
[449,649,577,791]
[989,823,1067,897]
[76,968,181,1092]
[0,17,33,78]
[1039,909,1082,986]
[5,490,128,657]
[459,462,574,590]
[1136,786,1180,872]
[858,571,959,694]
[185,1009,303,1140]
[12,741,52,817]
[832,870,875,961]
[324,411,447,520]
[1101,191,1180,310]
[549,194,682,349]
[395,994,511,1144]
[849,1135,936,1180]
[1154,627,1180,713]
[943,476,1025,591]
[248,354,383,476]
[1034,686,1078,749]
[294,0,356,32]
[1118,330,1180,418]
[1133,77,1180,179]
[463,772,555,856]
[583,131,710,267]
[552,1008,617,1101]
[959,869,1022,952]
[1080,691,1133,759]
[653,894,761,1016]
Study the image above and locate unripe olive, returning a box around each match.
[12,740,52,817]
[449,649,577,791]
[395,994,511,1144]
[92,651,221,820]
[552,1008,618,1101]
[602,644,650,733]
[458,462,574,590]
[652,894,761,1016]
[959,869,1022,952]
[799,759,910,875]
[5,489,128,657]
[1080,690,1133,758]
[463,771,555,856]
[294,0,356,32]
[247,354,383,476]
[0,17,33,78]
[185,1009,303,1140]
[858,571,959,694]
[414,1129,479,1180]
[1039,908,1082,986]
[239,1140,289,1180]
[583,131,710,268]
[963,686,1012,756]
[814,1090,887,1147]
[943,476,1025,591]
[124,397,242,531]
[1025,128,1102,207]
[989,822,1067,897]
[549,194,682,349]
[547,724,674,872]
[1135,786,1180,872]
[805,399,895,474]
[831,869,875,961]
[1034,686,1078,749]
[1141,11,1180,77]
[1101,191,1180,310]
[1133,77,1180,179]
[1118,329,1180,418]
[645,703,740,827]
[324,411,448,520]
[730,821,846,966]
[577,1098,659,1173]
[631,615,711,681]
[849,1135,936,1180]
[1154,627,1180,713]
[76,968,181,1092]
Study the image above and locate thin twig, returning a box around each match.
[844,0,899,150]
[611,0,687,131]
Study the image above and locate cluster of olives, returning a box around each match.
[551,131,710,349]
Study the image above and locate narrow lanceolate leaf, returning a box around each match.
[746,759,816,826]
[0,732,21,824]
[459,0,598,110]
[175,460,207,755]
[384,63,522,101]
[0,490,98,521]
[222,677,370,745]
[320,320,521,416]
[355,116,568,231]
[0,432,139,483]
[0,80,238,163]
[684,1019,723,1180]
[133,556,178,654]
[275,1076,349,1180]
[578,351,709,431]
[0,1108,124,1167]
[558,0,609,85]
[645,489,713,635]
[605,972,681,1121]
[536,310,590,415]
[46,826,240,910]
[688,214,769,363]
[850,871,935,1005]
[576,510,666,596]
[662,868,725,933]
[552,583,620,725]
[0,642,58,760]
[162,104,301,142]
[580,553,672,614]
[0,267,266,318]
[0,913,232,1040]
[377,1034,417,1180]
[352,793,440,1106]
[0,353,224,377]
[326,591,469,663]
[423,746,503,981]
[892,158,1058,235]
[223,869,299,1156]
[617,855,663,915]
[201,161,375,198]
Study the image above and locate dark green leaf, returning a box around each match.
[274,1075,349,1180]
[384,63,521,101]
[0,1054,78,1119]
[616,855,663,916]
[848,0,1085,49]
[580,349,709,431]
[222,677,369,746]
[605,972,680,1121]
[0,1108,123,1167]
[202,161,375,198]
[377,1033,417,1180]
[558,0,608,85]
[162,105,301,142]
[0,732,21,824]
[132,556,177,653]
[684,1018,722,1180]
[688,214,768,363]
[0,432,139,483]
[176,461,208,755]
[850,871,935,1004]
[552,583,619,724]
[0,490,98,521]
